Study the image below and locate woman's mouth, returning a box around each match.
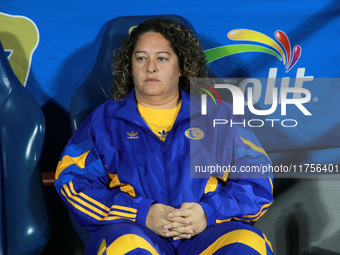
[145,78,159,82]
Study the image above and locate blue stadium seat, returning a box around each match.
[0,41,49,254]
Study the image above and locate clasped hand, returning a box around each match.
[145,202,207,240]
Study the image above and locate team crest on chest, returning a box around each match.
[185,128,204,140]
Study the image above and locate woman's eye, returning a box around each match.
[158,57,167,62]
[137,57,145,61]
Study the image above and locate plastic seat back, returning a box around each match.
[0,41,49,254]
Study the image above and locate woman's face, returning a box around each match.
[131,32,181,104]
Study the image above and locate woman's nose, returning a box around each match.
[147,59,157,73]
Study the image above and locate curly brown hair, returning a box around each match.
[111,17,208,100]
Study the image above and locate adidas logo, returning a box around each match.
[158,130,169,139]
[127,131,139,139]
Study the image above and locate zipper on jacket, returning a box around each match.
[161,142,171,205]
[137,125,172,205]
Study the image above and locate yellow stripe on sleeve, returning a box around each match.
[61,185,136,222]
[243,202,273,219]
[240,137,269,158]
[110,205,137,214]
[215,202,272,224]
[218,170,229,182]
[269,177,274,195]
[241,177,273,220]
[204,177,218,194]
[215,218,232,224]
[64,184,136,219]
[61,188,108,221]
[68,181,137,214]
[120,185,136,198]
[63,184,110,217]
[199,229,267,255]
[108,173,136,198]
[55,150,90,180]
[69,181,110,212]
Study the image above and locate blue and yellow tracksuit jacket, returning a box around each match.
[55,89,273,232]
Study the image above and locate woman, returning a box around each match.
[55,17,274,254]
